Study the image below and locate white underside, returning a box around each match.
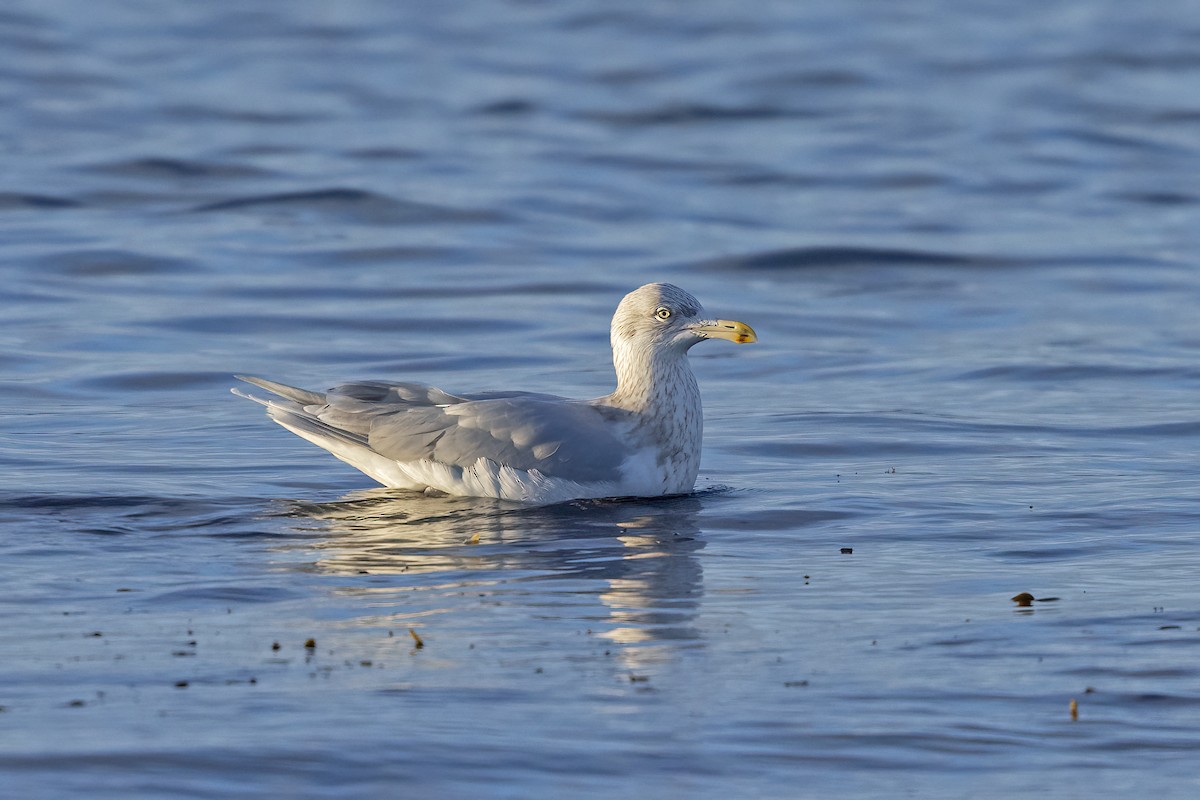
[274,419,684,504]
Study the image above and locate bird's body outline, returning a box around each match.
[234,283,756,503]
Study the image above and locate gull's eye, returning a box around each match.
[654,307,672,320]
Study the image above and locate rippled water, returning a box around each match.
[3,1,1200,797]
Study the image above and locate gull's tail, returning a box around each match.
[233,375,424,490]
[231,375,325,407]
[232,375,368,449]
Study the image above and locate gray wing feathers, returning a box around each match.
[233,376,366,449]
[268,403,369,448]
[235,375,326,406]
[369,398,630,484]
[326,381,465,406]
[235,376,632,485]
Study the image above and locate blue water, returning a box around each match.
[3,1,1200,797]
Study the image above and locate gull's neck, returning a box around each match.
[601,336,704,495]
[605,340,700,415]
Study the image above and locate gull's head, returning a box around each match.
[611,283,757,357]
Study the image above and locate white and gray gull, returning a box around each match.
[233,283,757,504]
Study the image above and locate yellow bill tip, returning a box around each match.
[693,319,757,344]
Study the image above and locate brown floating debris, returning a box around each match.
[304,638,316,649]
[1069,698,1078,721]
[409,628,424,648]
[1012,592,1035,607]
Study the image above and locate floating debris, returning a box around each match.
[840,547,853,555]
[271,641,281,651]
[409,628,424,648]
[629,674,650,683]
[304,638,316,649]
[784,680,809,688]
[174,681,189,689]
[1069,698,1078,720]
[466,533,481,545]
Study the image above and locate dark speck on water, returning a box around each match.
[3,1,1200,799]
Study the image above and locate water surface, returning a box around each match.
[2,1,1199,797]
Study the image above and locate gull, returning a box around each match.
[234,283,756,504]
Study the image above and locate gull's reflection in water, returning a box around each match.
[278,488,707,669]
